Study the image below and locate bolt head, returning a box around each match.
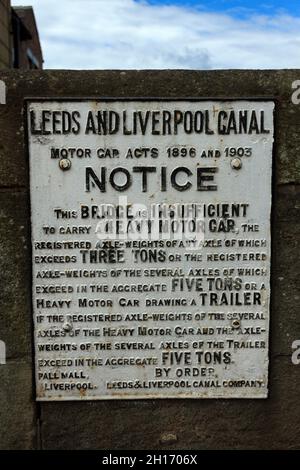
[231,157,242,170]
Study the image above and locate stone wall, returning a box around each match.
[0,70,299,450]
[0,0,11,69]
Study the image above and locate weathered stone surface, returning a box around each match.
[0,192,32,360]
[0,191,36,449]
[271,185,300,355]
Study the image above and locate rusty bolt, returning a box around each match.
[232,319,241,329]
[231,157,242,170]
[159,433,178,445]
[59,158,71,171]
[62,322,72,332]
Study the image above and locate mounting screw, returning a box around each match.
[231,157,242,170]
[231,319,241,329]
[59,158,71,171]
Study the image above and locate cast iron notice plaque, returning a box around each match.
[28,99,274,400]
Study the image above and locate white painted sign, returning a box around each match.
[28,99,274,400]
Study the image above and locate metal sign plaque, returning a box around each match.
[28,99,274,400]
